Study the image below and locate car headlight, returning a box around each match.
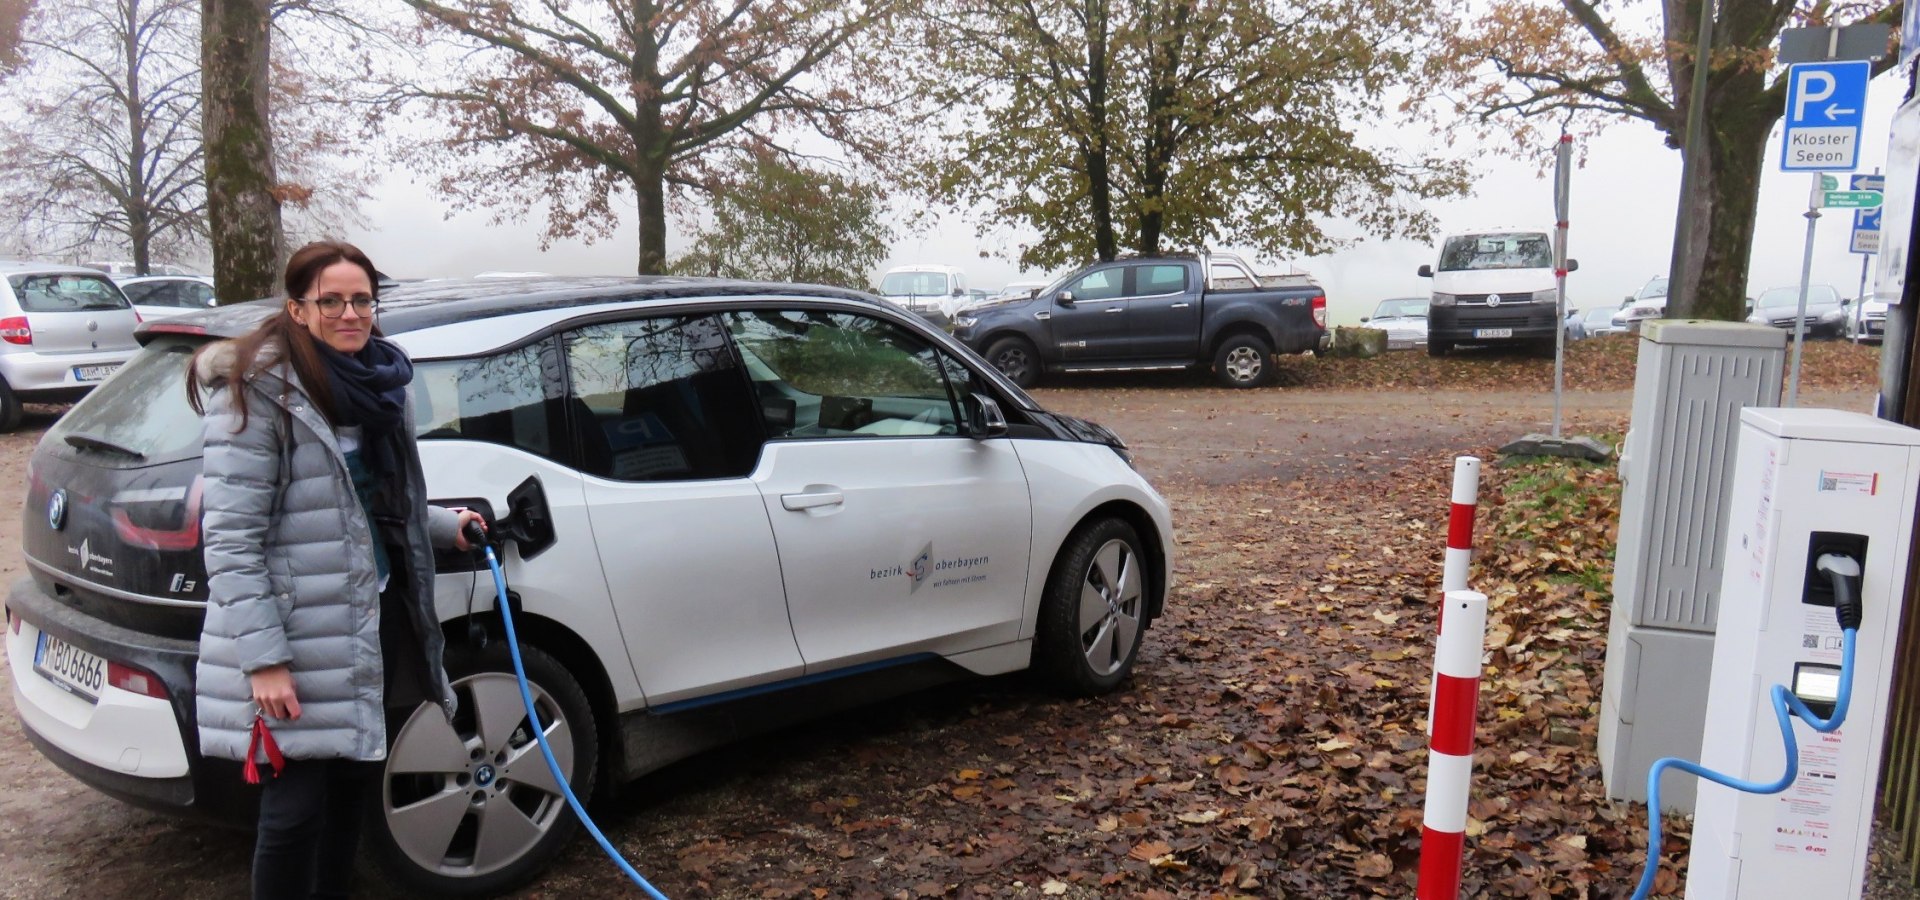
[1819,309,1843,322]
[1631,306,1659,318]
[954,315,977,328]
[1747,315,1767,325]
[1431,293,1456,308]
[1532,289,1559,303]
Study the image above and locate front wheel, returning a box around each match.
[1427,340,1451,358]
[364,642,599,897]
[984,335,1041,388]
[1035,518,1149,696]
[0,380,22,431]
[1213,334,1274,388]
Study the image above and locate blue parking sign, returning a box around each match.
[1781,61,1870,172]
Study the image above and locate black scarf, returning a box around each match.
[314,335,413,474]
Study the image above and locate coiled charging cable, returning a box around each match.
[466,522,671,899]
[1629,553,1864,900]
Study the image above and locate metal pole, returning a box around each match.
[1854,167,1880,340]
[1665,0,1716,316]
[1787,173,1823,407]
[1554,133,1573,438]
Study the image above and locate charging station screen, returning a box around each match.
[1793,664,1842,705]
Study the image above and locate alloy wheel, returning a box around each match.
[1223,346,1264,383]
[1076,538,1143,676]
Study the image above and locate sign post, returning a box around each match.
[1851,171,1883,340]
[1782,61,1870,407]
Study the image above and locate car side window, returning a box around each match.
[1136,265,1187,295]
[1071,268,1124,301]
[120,282,163,305]
[181,282,215,308]
[723,310,961,439]
[411,340,562,461]
[561,315,764,481]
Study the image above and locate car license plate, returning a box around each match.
[73,364,118,382]
[34,631,105,702]
[1474,328,1513,339]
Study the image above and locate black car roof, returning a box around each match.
[140,275,884,340]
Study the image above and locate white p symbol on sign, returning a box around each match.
[1795,70,1837,122]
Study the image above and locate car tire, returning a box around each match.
[1427,340,1450,358]
[364,641,598,897]
[1035,517,1149,696]
[1212,334,1274,388]
[985,335,1041,388]
[0,379,23,431]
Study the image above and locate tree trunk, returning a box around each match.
[634,158,667,275]
[1084,0,1116,262]
[202,0,282,301]
[1670,95,1773,321]
[123,0,150,276]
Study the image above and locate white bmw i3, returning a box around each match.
[5,276,1174,895]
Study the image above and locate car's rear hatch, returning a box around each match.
[23,335,212,641]
[7,271,141,355]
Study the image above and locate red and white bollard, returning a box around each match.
[1417,589,1489,900]
[1430,456,1482,734]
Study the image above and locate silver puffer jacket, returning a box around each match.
[193,339,459,763]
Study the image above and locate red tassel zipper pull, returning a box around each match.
[244,715,285,784]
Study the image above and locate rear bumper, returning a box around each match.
[0,347,135,397]
[5,576,250,822]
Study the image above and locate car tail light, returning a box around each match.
[108,661,168,699]
[1311,295,1327,329]
[143,322,207,335]
[0,316,31,345]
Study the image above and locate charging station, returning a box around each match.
[1686,408,1920,899]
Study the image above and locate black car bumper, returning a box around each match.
[1430,305,1560,342]
[6,576,253,823]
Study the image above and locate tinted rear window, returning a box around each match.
[9,273,132,313]
[47,336,204,461]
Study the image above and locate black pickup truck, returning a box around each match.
[951,254,1326,388]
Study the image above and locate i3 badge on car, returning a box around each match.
[47,489,66,531]
[1487,294,1503,308]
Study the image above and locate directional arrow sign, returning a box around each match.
[1852,173,1886,192]
[1822,190,1884,208]
[1782,61,1870,172]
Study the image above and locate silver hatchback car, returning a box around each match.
[0,261,141,427]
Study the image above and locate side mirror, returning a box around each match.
[1565,259,1580,272]
[952,287,965,297]
[1842,297,1854,306]
[1055,290,1076,307]
[966,393,1008,438]
[1360,316,1370,323]
[1417,265,1433,278]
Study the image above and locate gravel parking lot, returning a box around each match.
[0,381,1901,898]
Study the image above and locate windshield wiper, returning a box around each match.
[64,432,145,460]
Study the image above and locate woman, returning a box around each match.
[188,240,483,899]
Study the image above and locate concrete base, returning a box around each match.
[1498,433,1615,461]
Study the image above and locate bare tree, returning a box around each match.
[383,0,909,274]
[0,0,205,270]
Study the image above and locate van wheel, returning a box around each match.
[985,335,1040,388]
[0,380,23,431]
[1213,334,1274,388]
[1037,518,1148,696]
[1427,340,1451,358]
[365,642,598,897]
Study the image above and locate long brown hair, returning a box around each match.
[186,240,383,429]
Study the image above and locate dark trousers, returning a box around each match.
[253,758,380,900]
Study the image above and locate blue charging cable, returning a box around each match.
[473,531,671,899]
[1629,554,1863,900]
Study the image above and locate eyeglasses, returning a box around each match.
[300,294,378,319]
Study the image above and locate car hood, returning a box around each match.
[1431,268,1556,295]
[1369,315,1427,326]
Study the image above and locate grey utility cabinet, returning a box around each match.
[1598,320,1786,811]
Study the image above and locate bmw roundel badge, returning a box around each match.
[47,489,66,531]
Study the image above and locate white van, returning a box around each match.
[878,264,969,319]
[1416,227,1575,356]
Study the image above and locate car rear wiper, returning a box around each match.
[64,432,145,460]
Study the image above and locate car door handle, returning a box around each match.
[1171,302,1191,309]
[1104,307,1124,314]
[781,489,844,511]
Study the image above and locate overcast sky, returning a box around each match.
[345,71,1912,330]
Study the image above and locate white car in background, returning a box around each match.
[878,264,970,319]
[0,261,141,427]
[1361,296,1429,349]
[1847,295,1888,343]
[112,274,216,320]
[1611,276,1668,333]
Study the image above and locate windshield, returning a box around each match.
[1372,297,1429,318]
[47,336,203,461]
[10,272,132,312]
[879,272,954,296]
[1585,307,1615,326]
[1437,233,1553,272]
[1758,285,1839,308]
[1636,277,1669,301]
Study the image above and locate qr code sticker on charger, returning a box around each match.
[1803,634,1820,649]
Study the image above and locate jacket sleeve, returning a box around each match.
[426,504,461,551]
[201,383,292,675]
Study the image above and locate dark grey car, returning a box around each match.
[1747,284,1847,338]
